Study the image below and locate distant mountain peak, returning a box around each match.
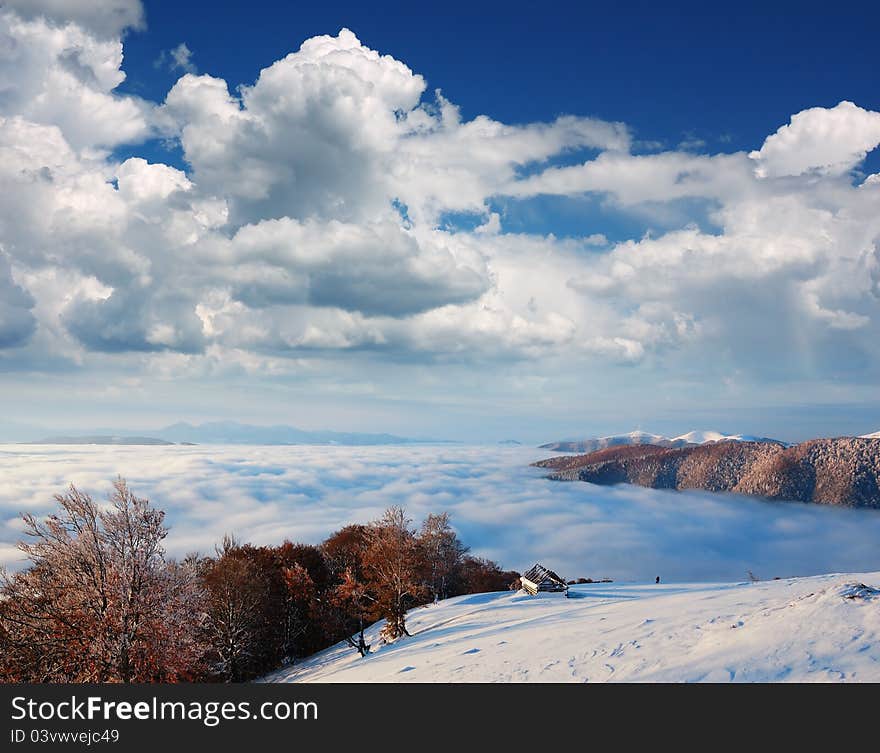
[155,421,437,446]
[8,421,446,446]
[539,429,785,453]
[31,436,174,446]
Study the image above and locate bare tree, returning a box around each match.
[331,568,373,657]
[281,563,316,665]
[0,479,207,682]
[419,512,468,602]
[201,536,268,682]
[362,506,425,642]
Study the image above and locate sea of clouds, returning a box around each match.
[2,444,880,582]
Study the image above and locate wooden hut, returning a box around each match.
[520,563,567,595]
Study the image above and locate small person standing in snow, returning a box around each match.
[655,576,660,584]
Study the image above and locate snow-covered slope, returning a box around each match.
[539,431,677,452]
[860,431,880,439]
[265,573,880,683]
[670,430,728,444]
[616,430,668,443]
[670,430,780,445]
[540,430,784,452]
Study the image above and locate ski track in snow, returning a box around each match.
[263,573,880,683]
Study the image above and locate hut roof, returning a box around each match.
[522,563,565,586]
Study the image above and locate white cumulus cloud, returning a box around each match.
[1,0,144,38]
[0,7,879,409]
[749,101,880,178]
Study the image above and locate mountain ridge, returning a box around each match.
[4,420,448,446]
[30,436,175,446]
[538,429,786,453]
[534,436,880,507]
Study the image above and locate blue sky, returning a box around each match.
[1,0,880,442]
[118,1,880,165]
[120,2,879,141]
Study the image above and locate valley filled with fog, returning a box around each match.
[3,444,880,582]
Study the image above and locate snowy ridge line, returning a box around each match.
[538,429,788,452]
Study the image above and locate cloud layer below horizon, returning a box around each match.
[0,2,880,435]
[3,444,880,582]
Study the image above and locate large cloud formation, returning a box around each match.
[0,2,879,396]
[749,101,880,178]
[3,444,880,582]
[1,0,144,38]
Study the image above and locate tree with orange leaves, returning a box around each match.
[362,506,426,642]
[0,479,207,682]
